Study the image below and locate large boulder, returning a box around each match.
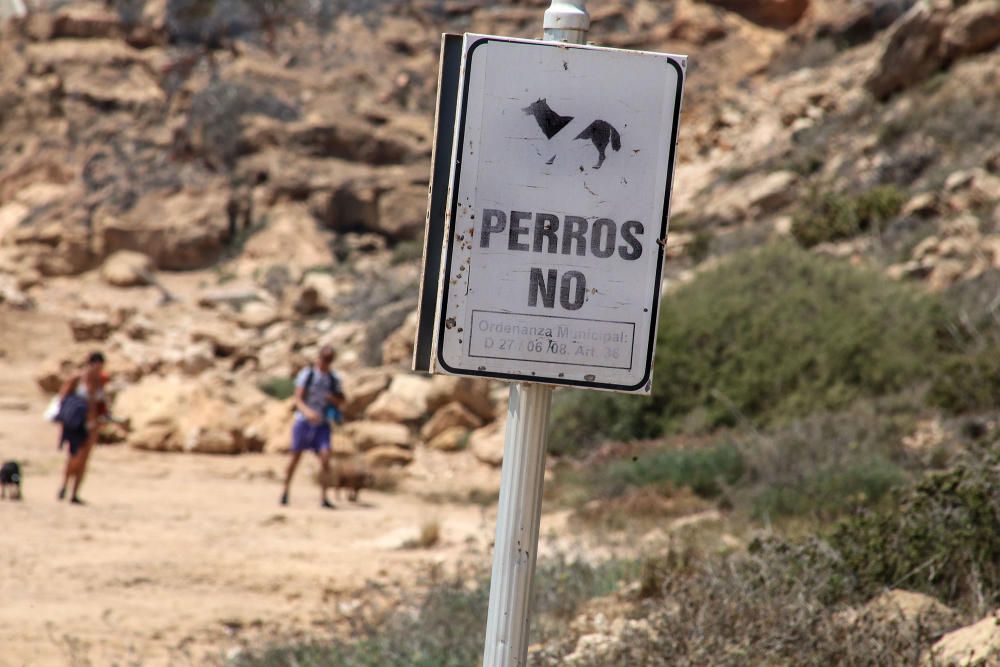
[287,117,418,165]
[115,374,264,454]
[247,398,296,454]
[838,590,959,638]
[239,203,334,271]
[5,202,96,276]
[96,189,231,270]
[703,0,808,27]
[420,401,483,441]
[942,0,1000,59]
[364,373,433,423]
[929,609,1000,666]
[344,420,411,452]
[0,274,34,310]
[865,2,949,100]
[100,250,154,287]
[69,310,113,342]
[341,368,392,419]
[426,375,495,420]
[469,422,505,466]
[51,2,124,40]
[364,444,414,468]
[381,309,418,366]
[375,185,427,241]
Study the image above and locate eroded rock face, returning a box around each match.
[703,0,809,27]
[96,190,232,271]
[867,0,1000,99]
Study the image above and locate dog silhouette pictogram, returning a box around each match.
[522,99,621,170]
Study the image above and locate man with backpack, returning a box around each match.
[280,345,345,508]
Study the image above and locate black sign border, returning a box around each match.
[436,35,685,393]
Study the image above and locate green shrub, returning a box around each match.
[686,230,713,264]
[791,190,859,247]
[929,350,1000,413]
[258,376,296,400]
[752,457,905,521]
[791,186,903,247]
[549,243,944,454]
[854,185,904,229]
[831,449,1000,610]
[589,442,744,500]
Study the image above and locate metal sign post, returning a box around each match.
[414,2,686,664]
[481,9,589,667]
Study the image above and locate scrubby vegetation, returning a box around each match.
[234,440,1000,666]
[832,447,1000,612]
[550,242,944,455]
[231,556,635,667]
[791,185,904,247]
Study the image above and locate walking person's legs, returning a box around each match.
[59,453,73,499]
[318,449,333,508]
[281,451,303,505]
[69,438,96,504]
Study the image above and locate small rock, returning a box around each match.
[100,250,155,288]
[365,444,414,468]
[69,310,113,342]
[901,192,938,218]
[235,302,281,329]
[427,426,469,452]
[928,258,967,291]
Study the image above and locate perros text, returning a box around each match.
[479,208,646,312]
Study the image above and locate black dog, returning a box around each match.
[1,461,22,500]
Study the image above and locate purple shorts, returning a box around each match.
[291,418,331,453]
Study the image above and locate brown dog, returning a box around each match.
[317,461,374,502]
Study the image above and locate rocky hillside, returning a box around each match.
[1,0,999,490]
[3,0,1000,664]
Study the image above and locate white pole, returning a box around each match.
[481,7,590,667]
[481,383,553,666]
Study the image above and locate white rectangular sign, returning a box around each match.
[434,34,685,393]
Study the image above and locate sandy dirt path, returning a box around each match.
[0,304,509,667]
[0,397,503,667]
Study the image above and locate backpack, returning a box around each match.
[304,368,344,424]
[57,394,89,431]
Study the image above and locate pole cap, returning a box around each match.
[543,0,590,32]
